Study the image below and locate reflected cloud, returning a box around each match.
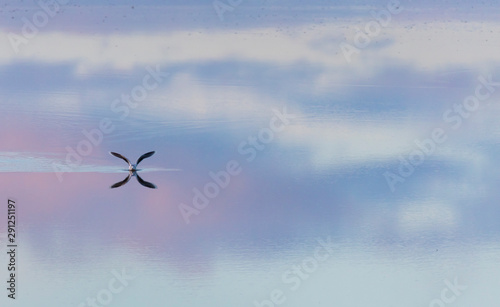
[1,20,499,76]
[397,201,459,235]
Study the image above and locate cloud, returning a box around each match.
[1,19,498,75]
[277,120,427,169]
[144,72,283,120]
[397,200,459,234]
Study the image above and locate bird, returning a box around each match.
[109,151,157,189]
[110,151,155,171]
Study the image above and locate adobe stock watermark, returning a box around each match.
[213,0,243,21]
[383,74,500,192]
[51,65,169,182]
[428,277,467,307]
[178,107,295,224]
[77,268,136,307]
[7,0,69,54]
[340,0,403,63]
[253,236,335,307]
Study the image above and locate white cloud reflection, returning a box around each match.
[397,200,459,235]
[1,20,499,73]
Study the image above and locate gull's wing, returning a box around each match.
[136,151,155,166]
[110,152,132,168]
[136,173,157,189]
[110,172,132,189]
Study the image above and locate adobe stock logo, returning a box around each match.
[213,0,243,21]
[253,236,335,307]
[178,107,295,224]
[77,268,136,307]
[340,0,403,63]
[7,0,69,54]
[428,277,467,307]
[51,65,168,182]
[383,74,500,192]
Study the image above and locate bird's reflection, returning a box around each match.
[111,170,157,189]
[110,151,157,189]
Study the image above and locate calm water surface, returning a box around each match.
[1,1,500,306]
